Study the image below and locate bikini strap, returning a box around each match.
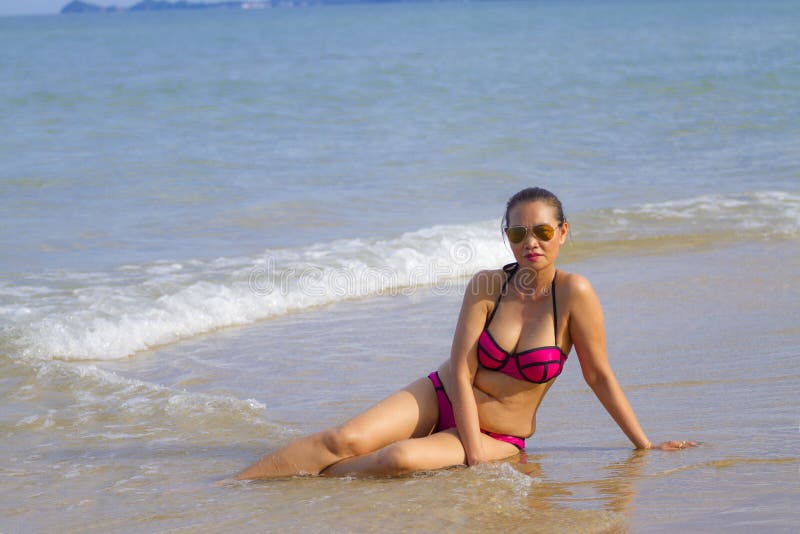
[485,262,518,327]
[551,270,558,343]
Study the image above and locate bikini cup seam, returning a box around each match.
[477,342,505,363]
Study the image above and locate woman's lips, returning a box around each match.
[525,253,541,261]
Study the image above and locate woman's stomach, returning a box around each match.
[436,361,552,437]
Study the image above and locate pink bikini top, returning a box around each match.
[477,263,568,384]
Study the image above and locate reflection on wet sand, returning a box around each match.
[499,449,651,531]
[504,447,799,532]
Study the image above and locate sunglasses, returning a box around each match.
[504,224,561,243]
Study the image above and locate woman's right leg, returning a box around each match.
[234,376,439,480]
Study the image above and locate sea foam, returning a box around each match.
[5,220,510,361]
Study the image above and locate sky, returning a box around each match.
[0,1,184,16]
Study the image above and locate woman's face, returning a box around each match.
[506,200,568,270]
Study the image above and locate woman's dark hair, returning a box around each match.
[503,187,566,229]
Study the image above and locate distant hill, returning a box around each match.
[61,1,125,12]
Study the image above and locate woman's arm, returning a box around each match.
[449,272,494,465]
[568,275,698,451]
[568,275,652,449]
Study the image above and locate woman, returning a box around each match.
[235,187,696,480]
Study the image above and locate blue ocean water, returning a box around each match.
[0,2,799,532]
[1,0,798,275]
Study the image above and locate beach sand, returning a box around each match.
[2,239,797,532]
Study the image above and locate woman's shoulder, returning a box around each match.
[555,270,600,306]
[465,265,511,301]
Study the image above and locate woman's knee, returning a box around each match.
[376,442,422,475]
[319,425,371,458]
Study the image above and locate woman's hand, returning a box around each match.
[645,440,700,451]
[466,443,489,466]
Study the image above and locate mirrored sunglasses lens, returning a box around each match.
[506,226,526,243]
[533,225,555,241]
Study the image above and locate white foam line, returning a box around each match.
[8,220,511,361]
[25,358,268,425]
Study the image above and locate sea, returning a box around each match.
[1,1,798,531]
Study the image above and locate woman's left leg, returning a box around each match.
[234,376,439,480]
[322,428,520,478]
